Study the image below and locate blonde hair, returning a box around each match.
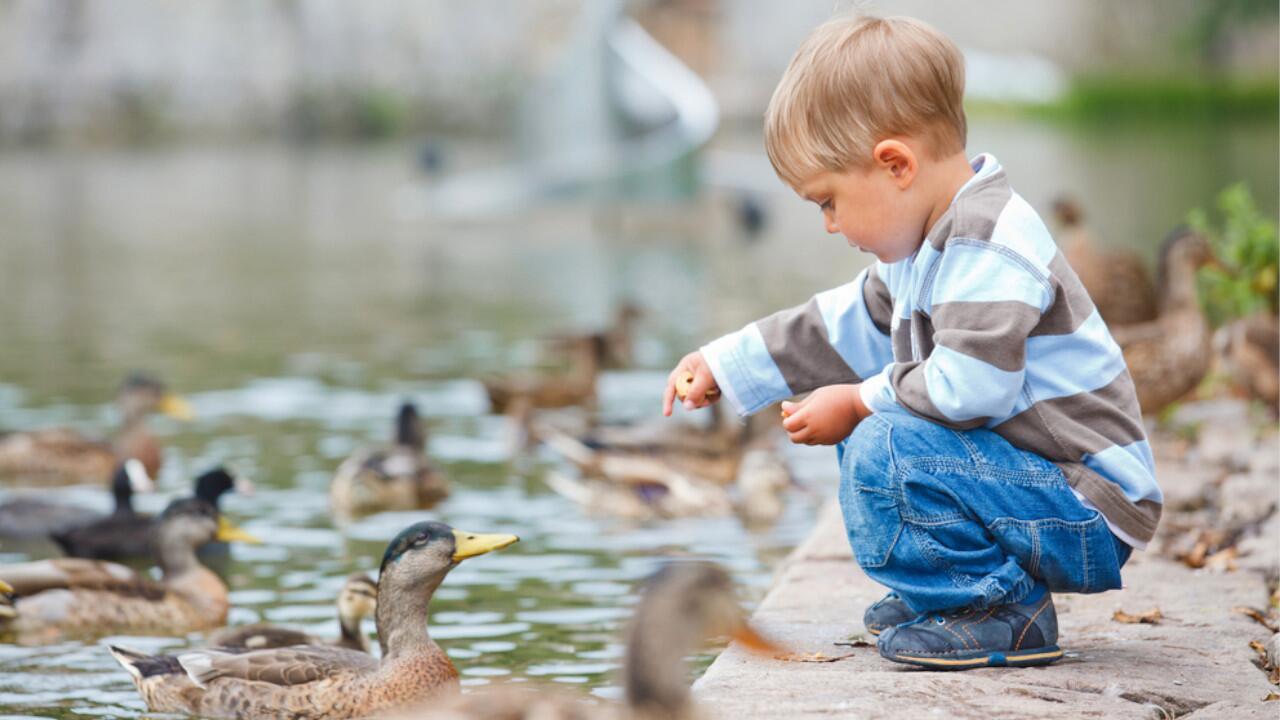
[764,15,967,187]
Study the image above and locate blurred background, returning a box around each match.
[0,0,1276,716]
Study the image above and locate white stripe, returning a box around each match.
[1024,310,1126,402]
[701,324,792,416]
[921,345,1023,421]
[930,241,1052,310]
[815,272,895,380]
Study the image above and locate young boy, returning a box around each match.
[662,15,1161,670]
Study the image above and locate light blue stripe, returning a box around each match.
[930,242,1051,310]
[816,272,895,380]
[989,193,1059,270]
[702,324,792,415]
[922,345,1024,422]
[1083,440,1162,504]
[1024,310,1127,402]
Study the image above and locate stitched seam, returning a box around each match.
[945,238,1054,299]
[959,609,994,649]
[944,623,972,650]
[1016,598,1051,651]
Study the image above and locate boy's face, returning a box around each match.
[796,163,926,264]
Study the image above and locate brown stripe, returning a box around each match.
[892,324,912,362]
[1059,462,1161,542]
[758,298,859,394]
[992,370,1146,459]
[863,266,894,336]
[931,301,1041,372]
[928,168,1013,251]
[890,361,988,430]
[1031,252,1099,337]
[911,311,936,360]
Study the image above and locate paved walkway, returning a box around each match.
[695,423,1279,719]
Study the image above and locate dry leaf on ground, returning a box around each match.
[1233,606,1280,632]
[1113,608,1163,624]
[833,634,874,648]
[774,651,857,663]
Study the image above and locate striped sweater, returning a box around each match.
[702,154,1161,548]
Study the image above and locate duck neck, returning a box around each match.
[623,612,695,719]
[375,571,445,659]
[338,611,369,652]
[111,480,134,515]
[1162,258,1202,313]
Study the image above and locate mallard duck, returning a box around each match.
[0,373,193,485]
[545,302,644,370]
[109,521,518,719]
[483,334,606,415]
[51,465,252,560]
[1053,197,1158,327]
[330,402,449,516]
[209,573,378,652]
[1112,228,1216,415]
[0,459,154,540]
[1215,311,1280,417]
[0,497,258,644]
[536,410,792,521]
[408,562,778,720]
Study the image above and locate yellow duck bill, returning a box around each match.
[216,517,262,544]
[451,529,519,562]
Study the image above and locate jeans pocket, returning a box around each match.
[839,472,903,569]
[989,515,1123,594]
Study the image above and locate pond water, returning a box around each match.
[0,115,1275,717]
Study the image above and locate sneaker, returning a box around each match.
[877,584,1062,670]
[863,591,917,635]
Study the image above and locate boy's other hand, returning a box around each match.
[663,351,720,416]
[780,384,872,445]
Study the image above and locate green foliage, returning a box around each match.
[1190,183,1279,326]
[1016,76,1280,124]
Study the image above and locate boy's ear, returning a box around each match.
[872,139,917,189]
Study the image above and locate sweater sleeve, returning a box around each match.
[701,264,895,416]
[860,241,1054,427]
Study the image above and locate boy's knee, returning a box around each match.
[842,415,895,491]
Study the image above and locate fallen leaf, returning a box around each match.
[1233,606,1280,632]
[1203,546,1239,572]
[833,634,874,648]
[774,650,857,663]
[1112,608,1163,624]
[1264,691,1279,701]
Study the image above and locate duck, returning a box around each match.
[108,521,519,719]
[1112,228,1217,415]
[208,573,378,652]
[544,302,644,370]
[50,465,253,560]
[1215,311,1280,417]
[1053,197,1158,327]
[536,409,793,521]
[0,459,154,541]
[407,562,779,720]
[0,497,258,644]
[330,402,449,516]
[0,372,193,485]
[482,334,606,416]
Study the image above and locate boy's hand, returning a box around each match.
[780,384,872,445]
[663,351,721,416]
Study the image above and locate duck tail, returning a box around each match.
[107,645,181,684]
[177,651,225,688]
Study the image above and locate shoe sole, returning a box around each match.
[882,645,1064,670]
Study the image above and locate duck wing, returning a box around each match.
[0,558,160,598]
[50,512,155,560]
[179,645,378,688]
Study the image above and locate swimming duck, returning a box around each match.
[109,521,518,719]
[536,410,792,521]
[408,562,778,720]
[0,373,193,485]
[0,459,154,540]
[50,465,253,560]
[482,334,606,415]
[0,497,258,644]
[1112,228,1217,415]
[330,402,449,516]
[209,573,378,652]
[1053,197,1158,327]
[544,302,644,370]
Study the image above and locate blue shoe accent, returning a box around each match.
[877,585,1062,671]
